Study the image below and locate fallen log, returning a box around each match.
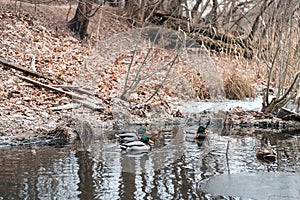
[150,11,253,58]
[49,103,78,111]
[73,99,105,112]
[17,75,105,112]
[0,57,63,84]
[277,107,300,122]
[189,33,253,59]
[49,101,104,112]
[52,84,95,95]
[16,74,86,100]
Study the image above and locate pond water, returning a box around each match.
[0,124,300,199]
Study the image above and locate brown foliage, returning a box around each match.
[224,73,255,100]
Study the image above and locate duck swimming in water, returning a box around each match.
[120,136,153,152]
[116,127,149,143]
[196,120,210,140]
[116,132,139,143]
[256,135,276,164]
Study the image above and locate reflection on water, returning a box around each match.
[0,126,300,199]
[0,144,80,199]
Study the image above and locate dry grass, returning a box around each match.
[224,72,255,100]
[210,52,266,100]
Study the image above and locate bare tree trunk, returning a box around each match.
[204,0,218,26]
[247,0,270,41]
[139,0,147,24]
[68,0,93,39]
[191,0,203,17]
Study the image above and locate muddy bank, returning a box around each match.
[0,114,74,148]
[1,109,300,148]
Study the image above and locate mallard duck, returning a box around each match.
[137,127,147,134]
[196,120,210,140]
[136,126,164,144]
[116,127,149,143]
[120,136,153,152]
[256,143,276,164]
[116,132,139,143]
[256,135,276,164]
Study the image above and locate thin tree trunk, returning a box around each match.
[205,0,218,26]
[169,0,183,18]
[68,0,93,39]
[247,0,271,41]
[191,0,203,17]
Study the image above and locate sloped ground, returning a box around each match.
[0,1,267,140]
[0,1,130,137]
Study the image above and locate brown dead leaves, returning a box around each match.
[0,9,87,83]
[0,6,89,135]
[0,2,212,134]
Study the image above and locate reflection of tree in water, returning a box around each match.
[76,147,95,199]
[265,130,300,171]
[117,154,202,199]
[0,145,80,199]
[73,125,300,198]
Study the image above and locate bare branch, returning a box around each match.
[145,54,178,103]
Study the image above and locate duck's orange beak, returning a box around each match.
[204,129,208,133]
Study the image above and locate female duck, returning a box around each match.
[256,143,276,164]
[120,136,153,152]
[256,135,276,164]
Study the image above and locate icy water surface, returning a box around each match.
[0,125,300,199]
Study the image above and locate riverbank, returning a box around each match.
[1,1,299,146]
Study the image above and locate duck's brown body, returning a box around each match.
[256,144,276,164]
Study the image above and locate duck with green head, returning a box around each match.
[196,120,210,140]
[116,127,148,143]
[120,136,153,152]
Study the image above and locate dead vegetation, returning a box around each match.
[2,0,300,139]
[224,72,255,100]
[0,1,217,135]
